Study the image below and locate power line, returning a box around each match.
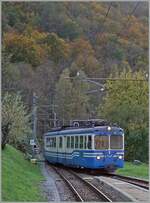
[65,76,147,81]
[103,2,112,23]
[98,2,140,42]
[127,2,140,21]
[117,2,140,37]
[99,2,113,36]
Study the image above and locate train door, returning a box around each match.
[56,136,58,163]
[66,136,71,166]
[63,136,67,165]
[57,135,63,164]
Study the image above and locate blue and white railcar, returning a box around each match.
[44,124,124,171]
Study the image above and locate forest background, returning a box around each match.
[2,1,149,162]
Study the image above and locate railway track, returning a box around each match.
[64,167,149,190]
[72,168,149,190]
[106,174,149,190]
[52,166,112,202]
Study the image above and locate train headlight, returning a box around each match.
[107,126,111,131]
[118,155,123,159]
[96,156,101,160]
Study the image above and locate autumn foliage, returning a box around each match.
[2,2,149,161]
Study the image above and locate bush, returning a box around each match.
[2,92,32,150]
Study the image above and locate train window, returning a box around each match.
[80,136,83,149]
[87,136,92,149]
[71,136,74,148]
[53,137,56,148]
[95,135,109,149]
[110,135,123,149]
[84,136,86,149]
[46,137,56,148]
[59,137,62,148]
[75,136,78,148]
[50,138,53,147]
[67,136,70,148]
[46,137,50,147]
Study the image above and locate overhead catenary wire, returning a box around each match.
[99,2,113,36]
[126,2,140,22]
[2,3,147,136]
[64,76,147,81]
[99,2,140,41]
[103,2,113,23]
[117,2,140,37]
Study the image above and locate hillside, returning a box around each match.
[2,2,148,163]
[2,1,148,123]
[2,145,45,201]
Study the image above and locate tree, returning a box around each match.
[98,68,148,162]
[59,19,82,40]
[45,33,70,64]
[2,50,21,91]
[55,69,90,125]
[71,38,100,77]
[55,69,74,124]
[4,32,47,67]
[2,2,148,154]
[71,70,90,119]
[2,92,32,150]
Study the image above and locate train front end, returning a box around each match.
[93,126,124,171]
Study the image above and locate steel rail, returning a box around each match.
[52,165,112,202]
[70,170,112,202]
[52,166,84,202]
[108,174,149,190]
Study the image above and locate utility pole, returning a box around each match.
[33,92,38,141]
[53,112,57,128]
[31,92,38,157]
[52,104,57,128]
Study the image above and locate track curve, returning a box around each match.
[52,166,112,202]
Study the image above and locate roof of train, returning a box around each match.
[44,126,124,136]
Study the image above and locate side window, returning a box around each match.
[46,137,57,148]
[84,136,87,149]
[67,136,70,148]
[71,136,74,148]
[75,136,78,148]
[80,136,83,149]
[49,138,53,147]
[53,137,56,148]
[46,137,50,147]
[59,137,62,148]
[88,136,92,149]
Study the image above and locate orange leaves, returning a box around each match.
[121,15,148,49]
[71,38,94,57]
[91,2,107,16]
[26,29,48,41]
[70,38,100,77]
[96,32,111,45]
[45,32,70,63]
[4,32,47,67]
[3,31,71,66]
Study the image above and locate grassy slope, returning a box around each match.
[2,145,46,201]
[116,161,149,180]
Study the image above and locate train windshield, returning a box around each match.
[94,135,109,149]
[110,135,123,149]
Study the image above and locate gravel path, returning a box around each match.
[40,162,60,201]
[40,162,77,201]
[57,168,107,202]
